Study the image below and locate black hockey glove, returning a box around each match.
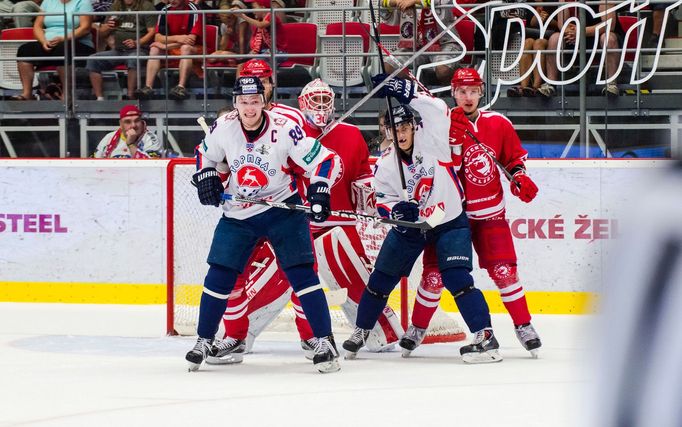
[371,73,415,104]
[192,167,223,207]
[391,201,421,237]
[307,181,331,223]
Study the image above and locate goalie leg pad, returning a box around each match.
[441,267,491,334]
[197,264,239,339]
[223,241,285,341]
[282,264,331,337]
[315,226,402,350]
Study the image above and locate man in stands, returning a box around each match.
[540,1,625,97]
[382,0,461,85]
[93,105,162,158]
[136,0,204,100]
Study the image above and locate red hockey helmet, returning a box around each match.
[451,67,483,89]
[240,59,273,79]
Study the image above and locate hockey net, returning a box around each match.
[167,159,465,343]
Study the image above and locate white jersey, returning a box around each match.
[270,102,306,127]
[374,92,464,223]
[198,109,339,220]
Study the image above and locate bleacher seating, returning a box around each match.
[0,28,38,91]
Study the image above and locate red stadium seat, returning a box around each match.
[325,21,371,52]
[279,22,318,67]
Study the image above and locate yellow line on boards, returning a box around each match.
[0,282,597,314]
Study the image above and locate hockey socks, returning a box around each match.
[441,268,491,333]
[197,265,238,339]
[357,270,400,330]
[499,285,532,326]
[286,265,332,337]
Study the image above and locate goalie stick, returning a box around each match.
[221,193,445,230]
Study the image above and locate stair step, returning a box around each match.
[641,54,682,69]
[665,37,682,49]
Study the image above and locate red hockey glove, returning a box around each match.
[449,108,470,167]
[510,171,538,203]
[450,107,470,132]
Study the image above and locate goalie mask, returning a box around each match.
[298,79,335,129]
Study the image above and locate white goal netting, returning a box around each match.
[167,159,465,342]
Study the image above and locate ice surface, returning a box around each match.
[0,303,593,427]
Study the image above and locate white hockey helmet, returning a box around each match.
[298,79,335,128]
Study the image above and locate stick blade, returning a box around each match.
[425,206,446,229]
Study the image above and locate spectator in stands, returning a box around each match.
[507,3,557,97]
[93,105,163,157]
[208,2,240,66]
[237,0,287,64]
[648,2,674,48]
[86,0,157,100]
[383,0,460,85]
[0,0,41,29]
[540,1,625,98]
[135,0,204,100]
[92,0,113,22]
[12,0,95,101]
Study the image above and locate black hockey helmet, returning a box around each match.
[384,104,415,128]
[233,76,265,97]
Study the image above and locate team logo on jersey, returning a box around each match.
[246,142,254,152]
[236,165,269,197]
[274,118,287,126]
[255,144,270,155]
[463,144,498,186]
[412,177,433,202]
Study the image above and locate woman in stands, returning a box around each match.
[12,0,95,100]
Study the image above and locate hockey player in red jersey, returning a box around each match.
[403,67,542,357]
[213,79,403,363]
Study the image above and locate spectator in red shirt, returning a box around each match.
[237,0,287,64]
[136,0,204,100]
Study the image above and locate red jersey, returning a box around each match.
[453,109,527,220]
[156,2,203,41]
[250,13,287,53]
[302,122,373,232]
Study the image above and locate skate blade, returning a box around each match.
[315,359,341,373]
[205,353,244,365]
[344,351,358,360]
[401,348,413,358]
[187,361,202,372]
[462,349,503,364]
[530,349,539,359]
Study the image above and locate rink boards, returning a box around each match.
[0,158,672,314]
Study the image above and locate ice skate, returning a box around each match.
[399,325,427,357]
[206,336,245,365]
[313,335,340,373]
[301,338,318,361]
[342,327,370,359]
[515,323,542,358]
[459,328,503,364]
[186,337,213,371]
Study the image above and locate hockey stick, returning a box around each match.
[367,0,408,201]
[221,193,444,230]
[197,116,210,135]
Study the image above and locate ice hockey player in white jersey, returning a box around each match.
[185,76,342,373]
[342,74,502,364]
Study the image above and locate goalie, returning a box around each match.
[212,79,404,364]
